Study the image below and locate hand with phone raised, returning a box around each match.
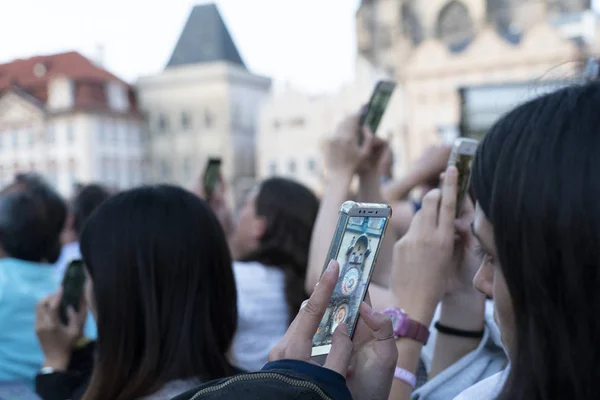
[321,115,376,180]
[35,290,87,371]
[269,260,397,400]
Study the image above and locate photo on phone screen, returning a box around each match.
[59,259,86,325]
[312,202,391,356]
[447,138,478,216]
[360,81,396,140]
[203,158,221,201]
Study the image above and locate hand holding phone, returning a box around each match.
[270,259,397,399]
[312,201,392,357]
[59,260,86,325]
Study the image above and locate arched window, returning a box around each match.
[401,4,424,45]
[435,1,475,53]
[549,0,590,13]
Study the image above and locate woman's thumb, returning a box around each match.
[323,324,354,376]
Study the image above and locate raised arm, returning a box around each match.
[305,115,374,294]
[429,198,486,378]
[387,166,460,400]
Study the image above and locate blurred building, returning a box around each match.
[137,3,271,208]
[0,52,146,196]
[356,0,597,163]
[256,61,405,195]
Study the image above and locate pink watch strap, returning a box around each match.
[394,367,416,388]
[381,307,431,345]
[406,319,431,345]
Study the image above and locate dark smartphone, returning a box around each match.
[203,158,222,201]
[59,259,86,325]
[359,80,396,144]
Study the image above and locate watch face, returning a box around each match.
[383,308,407,337]
[341,267,360,295]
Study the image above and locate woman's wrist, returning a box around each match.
[325,168,354,185]
[43,356,69,372]
[391,293,439,327]
[439,290,486,332]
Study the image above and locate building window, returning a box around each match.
[46,126,55,144]
[204,109,214,128]
[289,118,305,127]
[181,112,190,131]
[307,158,317,173]
[66,123,74,143]
[288,160,296,174]
[27,128,35,146]
[68,159,77,185]
[268,161,277,176]
[232,104,241,127]
[97,119,105,143]
[158,114,168,132]
[160,160,170,179]
[111,120,118,144]
[183,157,191,181]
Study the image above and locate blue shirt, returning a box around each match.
[0,258,61,388]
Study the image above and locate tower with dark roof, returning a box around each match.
[166,3,246,69]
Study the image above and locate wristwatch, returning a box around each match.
[39,366,56,375]
[381,307,430,345]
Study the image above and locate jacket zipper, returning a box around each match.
[189,372,333,400]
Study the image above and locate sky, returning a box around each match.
[0,0,361,95]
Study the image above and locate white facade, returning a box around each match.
[0,83,147,197]
[257,60,405,195]
[137,62,271,208]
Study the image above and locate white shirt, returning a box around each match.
[54,242,82,278]
[454,367,509,400]
[230,261,289,372]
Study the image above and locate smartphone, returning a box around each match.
[59,259,86,325]
[359,81,397,144]
[203,157,222,201]
[447,138,478,216]
[311,201,392,357]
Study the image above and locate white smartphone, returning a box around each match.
[311,201,392,357]
[447,138,478,216]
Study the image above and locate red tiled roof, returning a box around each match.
[0,51,137,113]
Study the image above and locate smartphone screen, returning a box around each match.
[59,259,86,325]
[447,138,478,216]
[312,202,391,356]
[360,81,396,141]
[203,158,221,201]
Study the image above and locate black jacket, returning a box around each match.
[35,341,94,400]
[172,360,352,400]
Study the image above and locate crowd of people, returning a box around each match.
[0,80,599,400]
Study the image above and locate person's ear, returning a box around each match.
[251,215,267,240]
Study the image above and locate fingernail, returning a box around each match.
[446,166,457,178]
[361,302,374,315]
[326,260,337,274]
[336,323,349,336]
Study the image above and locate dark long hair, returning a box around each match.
[471,83,600,400]
[241,178,319,322]
[80,185,237,400]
